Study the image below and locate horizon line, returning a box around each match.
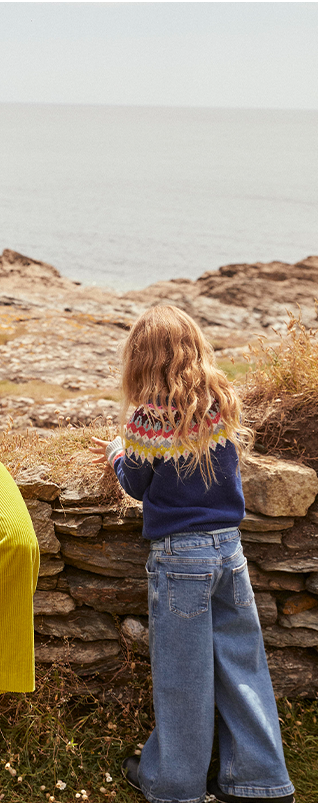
[0,100,317,113]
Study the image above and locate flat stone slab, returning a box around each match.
[240,511,294,532]
[263,625,318,647]
[248,562,305,592]
[53,512,102,538]
[34,590,76,615]
[66,569,148,615]
[35,636,120,666]
[279,609,318,631]
[241,453,318,517]
[38,555,65,577]
[241,530,282,544]
[59,532,149,578]
[34,608,118,641]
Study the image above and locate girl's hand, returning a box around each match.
[89,437,109,464]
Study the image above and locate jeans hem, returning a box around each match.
[219,782,295,798]
[139,781,207,803]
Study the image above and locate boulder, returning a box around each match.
[279,592,318,615]
[241,453,318,517]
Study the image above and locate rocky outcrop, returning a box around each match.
[1,249,318,432]
[10,454,318,696]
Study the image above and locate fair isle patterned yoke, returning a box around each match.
[124,402,228,465]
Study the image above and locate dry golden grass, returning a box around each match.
[242,307,318,404]
[0,419,126,508]
[241,308,318,466]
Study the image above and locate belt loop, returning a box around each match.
[165,536,172,554]
[213,532,220,549]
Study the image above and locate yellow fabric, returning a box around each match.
[0,462,40,692]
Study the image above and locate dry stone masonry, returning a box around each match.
[16,452,318,698]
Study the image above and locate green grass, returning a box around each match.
[0,662,317,802]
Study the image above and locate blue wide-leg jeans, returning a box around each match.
[138,530,294,803]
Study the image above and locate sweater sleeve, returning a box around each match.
[106,407,158,500]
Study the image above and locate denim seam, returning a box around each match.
[219,782,295,797]
[139,780,207,803]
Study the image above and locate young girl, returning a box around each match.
[90,305,295,803]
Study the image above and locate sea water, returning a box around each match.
[0,103,317,291]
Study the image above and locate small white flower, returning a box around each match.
[75,795,81,800]
[134,749,141,755]
[40,785,46,791]
[56,780,66,790]
[100,788,107,794]
[137,743,144,749]
[18,776,23,783]
[105,772,112,782]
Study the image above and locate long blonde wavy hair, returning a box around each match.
[120,305,252,483]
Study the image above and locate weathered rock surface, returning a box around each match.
[254,593,277,627]
[34,636,120,672]
[279,609,318,631]
[241,453,318,517]
[240,511,294,532]
[33,590,76,615]
[59,532,148,578]
[15,467,60,500]
[26,499,60,554]
[53,512,103,538]
[34,607,118,641]
[279,592,318,615]
[247,562,305,592]
[306,572,318,593]
[265,647,318,698]
[66,569,148,615]
[121,616,150,656]
[38,555,65,577]
[263,625,318,647]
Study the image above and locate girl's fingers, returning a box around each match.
[91,455,107,464]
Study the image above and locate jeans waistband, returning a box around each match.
[150,527,240,553]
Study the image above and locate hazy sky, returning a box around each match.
[0,2,318,108]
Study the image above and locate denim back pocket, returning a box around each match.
[232,560,254,607]
[167,572,213,619]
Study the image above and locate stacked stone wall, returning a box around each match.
[17,453,318,698]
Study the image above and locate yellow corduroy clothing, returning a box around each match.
[0,462,39,692]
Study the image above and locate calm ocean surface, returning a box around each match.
[0,104,317,292]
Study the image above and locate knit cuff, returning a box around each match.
[105,436,124,465]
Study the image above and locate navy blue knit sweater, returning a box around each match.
[106,403,245,540]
